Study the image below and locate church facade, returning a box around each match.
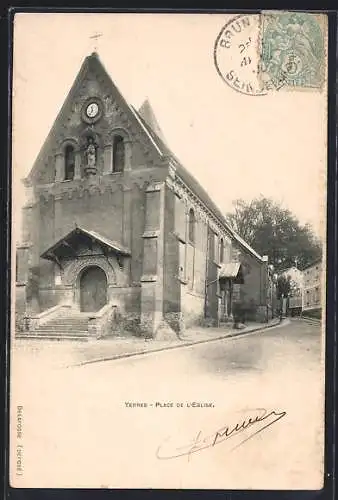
[15,53,273,339]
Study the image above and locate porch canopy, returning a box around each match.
[219,262,244,285]
[40,226,131,263]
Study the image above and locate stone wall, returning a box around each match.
[15,284,27,332]
[15,284,26,314]
[110,286,141,333]
[163,187,181,320]
[25,172,162,316]
[181,287,205,328]
[39,287,63,311]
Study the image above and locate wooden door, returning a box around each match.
[80,266,107,312]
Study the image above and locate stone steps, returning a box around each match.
[16,331,89,341]
[46,318,88,324]
[34,326,88,332]
[18,312,92,340]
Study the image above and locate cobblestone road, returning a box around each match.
[10,319,325,490]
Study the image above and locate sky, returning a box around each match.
[12,13,327,243]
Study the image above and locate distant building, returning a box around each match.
[301,259,322,314]
[279,266,303,289]
[279,266,303,311]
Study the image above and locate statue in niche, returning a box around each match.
[85,137,97,168]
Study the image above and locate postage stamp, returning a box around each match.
[213,11,327,96]
[259,11,326,90]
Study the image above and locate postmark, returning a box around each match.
[213,12,326,96]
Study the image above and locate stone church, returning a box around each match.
[15,52,273,339]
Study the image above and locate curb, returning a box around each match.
[71,319,283,368]
[299,317,321,325]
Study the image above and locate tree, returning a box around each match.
[276,275,297,299]
[226,197,322,272]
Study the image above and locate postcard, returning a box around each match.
[10,11,327,489]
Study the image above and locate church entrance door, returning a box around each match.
[80,266,107,312]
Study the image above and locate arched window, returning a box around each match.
[113,135,125,173]
[64,145,75,181]
[188,208,196,243]
[220,238,225,263]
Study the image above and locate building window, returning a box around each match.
[208,230,215,261]
[188,208,196,243]
[113,135,125,173]
[214,234,219,263]
[64,145,75,181]
[179,241,186,281]
[220,238,224,263]
[175,194,186,241]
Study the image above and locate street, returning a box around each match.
[10,319,325,489]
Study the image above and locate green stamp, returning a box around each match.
[260,12,326,89]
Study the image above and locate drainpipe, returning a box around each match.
[262,255,268,322]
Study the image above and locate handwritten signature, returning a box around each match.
[156,408,286,460]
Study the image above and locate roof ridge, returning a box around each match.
[138,99,167,144]
[133,108,264,262]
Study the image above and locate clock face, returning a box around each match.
[86,102,99,118]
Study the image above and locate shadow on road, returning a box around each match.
[190,319,322,378]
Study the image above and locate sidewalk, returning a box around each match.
[68,317,282,367]
[13,318,282,369]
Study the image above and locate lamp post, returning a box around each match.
[268,264,276,319]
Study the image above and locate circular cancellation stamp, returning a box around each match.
[214,12,326,96]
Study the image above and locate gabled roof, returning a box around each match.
[278,266,303,275]
[41,226,131,260]
[25,52,163,184]
[132,107,265,262]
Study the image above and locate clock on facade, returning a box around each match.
[86,102,99,118]
[81,99,102,124]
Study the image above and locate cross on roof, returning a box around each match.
[89,32,103,51]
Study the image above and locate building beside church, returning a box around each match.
[301,259,322,316]
[15,52,273,339]
[278,265,303,314]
